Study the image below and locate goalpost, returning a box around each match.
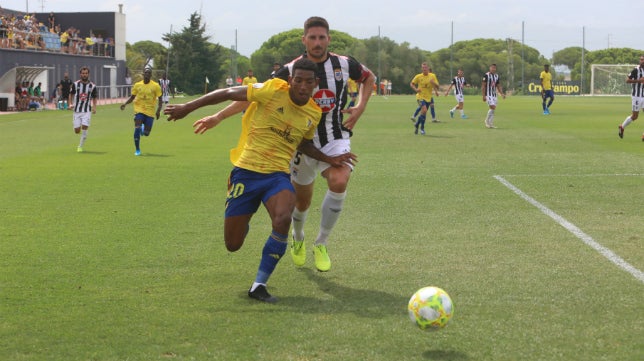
[590,64,636,96]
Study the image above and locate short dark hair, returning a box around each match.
[292,58,317,74]
[80,66,90,73]
[304,16,329,35]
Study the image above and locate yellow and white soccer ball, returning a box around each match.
[408,286,454,331]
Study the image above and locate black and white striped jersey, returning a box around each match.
[277,52,371,148]
[482,72,500,97]
[451,76,467,95]
[70,80,97,113]
[629,66,644,97]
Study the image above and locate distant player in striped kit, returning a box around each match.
[445,68,469,119]
[69,67,98,152]
[159,73,172,105]
[278,16,375,272]
[482,63,505,129]
[618,55,644,141]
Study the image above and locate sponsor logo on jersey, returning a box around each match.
[313,89,336,113]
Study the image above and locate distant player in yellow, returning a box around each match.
[120,68,162,156]
[410,62,440,134]
[242,69,257,85]
[347,77,358,107]
[164,58,356,303]
[540,64,554,115]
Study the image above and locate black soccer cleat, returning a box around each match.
[618,125,624,139]
[248,285,279,303]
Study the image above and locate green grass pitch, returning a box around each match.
[1,94,642,361]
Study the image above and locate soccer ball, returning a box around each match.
[408,286,454,331]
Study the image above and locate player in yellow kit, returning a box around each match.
[120,68,162,155]
[540,64,554,115]
[410,62,440,134]
[164,58,356,303]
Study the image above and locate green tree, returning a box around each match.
[163,12,225,94]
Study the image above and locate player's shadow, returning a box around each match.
[137,153,173,158]
[422,349,469,360]
[277,268,407,319]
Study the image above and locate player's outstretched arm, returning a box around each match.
[342,70,376,130]
[297,140,357,168]
[164,87,247,121]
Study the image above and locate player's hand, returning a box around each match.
[155,111,160,120]
[327,152,357,168]
[193,115,223,134]
[164,104,191,121]
[341,106,365,130]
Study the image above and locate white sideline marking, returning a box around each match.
[494,175,644,284]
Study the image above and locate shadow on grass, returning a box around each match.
[422,349,469,360]
[269,268,408,319]
[137,153,174,157]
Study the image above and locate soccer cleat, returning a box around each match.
[290,239,306,266]
[77,146,83,153]
[449,109,454,118]
[420,129,426,135]
[618,125,624,139]
[461,114,468,119]
[641,134,644,142]
[410,116,416,122]
[414,127,418,135]
[432,119,440,123]
[134,149,141,156]
[313,244,331,272]
[248,285,279,303]
[543,110,548,115]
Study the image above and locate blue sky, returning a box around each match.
[5,0,642,60]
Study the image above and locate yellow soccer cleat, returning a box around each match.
[313,244,331,272]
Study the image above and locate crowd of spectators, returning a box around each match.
[0,10,114,56]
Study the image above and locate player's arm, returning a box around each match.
[120,94,136,110]
[497,83,505,99]
[164,86,248,121]
[297,139,357,168]
[342,69,376,130]
[410,80,419,93]
[444,84,453,96]
[481,79,487,101]
[431,79,440,96]
[156,96,162,119]
[193,100,249,134]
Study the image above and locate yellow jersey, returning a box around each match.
[131,80,162,117]
[242,76,258,86]
[540,71,552,91]
[347,78,358,93]
[411,72,439,101]
[230,79,321,174]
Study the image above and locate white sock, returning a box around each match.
[622,116,633,128]
[451,106,457,112]
[291,208,308,241]
[460,109,464,116]
[250,282,265,292]
[79,129,88,147]
[315,190,346,246]
[486,109,495,126]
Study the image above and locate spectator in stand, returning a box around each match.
[0,15,8,48]
[48,12,55,31]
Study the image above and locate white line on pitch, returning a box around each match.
[494,175,644,284]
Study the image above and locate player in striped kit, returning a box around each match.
[445,68,469,119]
[69,67,98,152]
[618,55,644,141]
[482,63,505,129]
[277,16,375,272]
[159,73,172,105]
